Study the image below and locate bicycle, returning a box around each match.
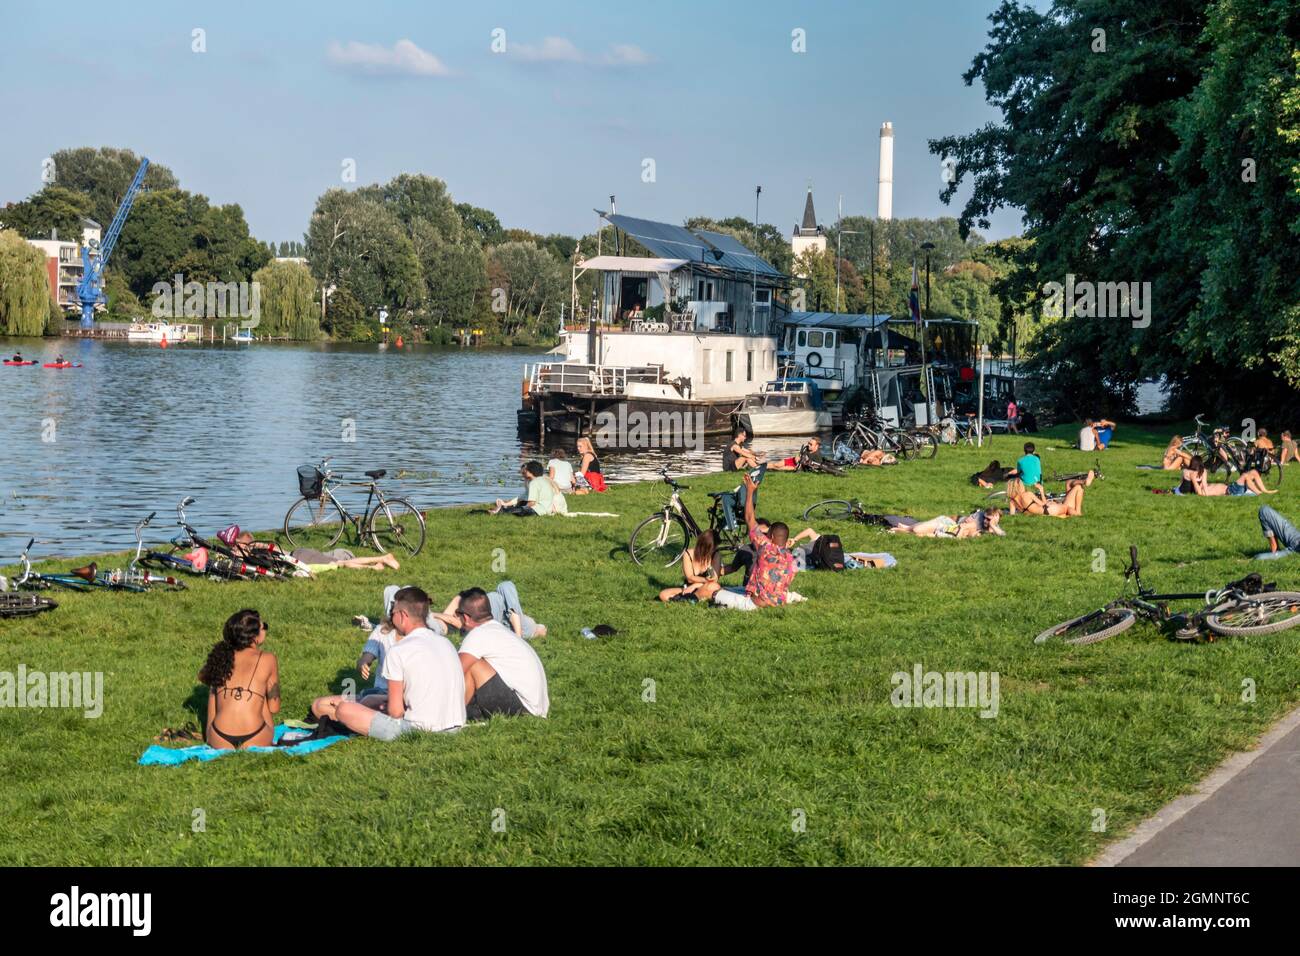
[983,461,1104,501]
[6,515,186,593]
[144,497,287,581]
[283,458,426,556]
[628,467,755,567]
[833,412,919,461]
[1034,546,1300,645]
[801,498,888,525]
[0,592,57,618]
[936,413,992,446]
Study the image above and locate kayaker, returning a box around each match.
[54,354,65,365]
[10,351,21,363]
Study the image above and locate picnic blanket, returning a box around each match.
[139,723,348,766]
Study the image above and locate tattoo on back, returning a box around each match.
[267,681,281,701]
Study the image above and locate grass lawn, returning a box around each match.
[3,422,1299,866]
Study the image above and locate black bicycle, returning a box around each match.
[1034,546,1300,645]
[284,457,426,556]
[628,467,758,567]
[0,592,57,618]
[801,498,888,525]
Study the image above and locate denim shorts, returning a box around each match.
[1228,483,1254,496]
[367,712,416,741]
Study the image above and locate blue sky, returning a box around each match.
[0,0,1030,244]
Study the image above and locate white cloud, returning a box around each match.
[509,36,652,68]
[326,39,451,77]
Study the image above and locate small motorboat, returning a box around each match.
[127,321,174,342]
[739,378,833,436]
[230,329,254,344]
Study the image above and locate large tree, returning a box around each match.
[252,259,319,340]
[0,230,54,336]
[46,147,178,229]
[0,186,94,240]
[930,0,1300,418]
[305,189,421,312]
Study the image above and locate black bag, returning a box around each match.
[810,534,846,571]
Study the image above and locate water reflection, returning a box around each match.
[0,336,806,557]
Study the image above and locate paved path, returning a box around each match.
[1093,705,1300,866]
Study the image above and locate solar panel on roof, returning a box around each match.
[604,213,782,277]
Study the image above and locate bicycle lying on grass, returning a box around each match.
[5,515,188,594]
[1033,546,1300,645]
[284,457,426,556]
[141,497,297,581]
[629,467,757,567]
[0,592,57,618]
[801,498,888,525]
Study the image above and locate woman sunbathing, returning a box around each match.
[1183,456,1274,496]
[884,509,1004,538]
[1162,435,1193,470]
[198,609,280,750]
[1007,472,1093,517]
[658,530,722,603]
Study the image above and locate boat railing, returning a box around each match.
[527,361,667,396]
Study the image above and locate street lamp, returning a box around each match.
[834,194,862,314]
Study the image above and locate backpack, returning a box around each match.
[810,534,846,571]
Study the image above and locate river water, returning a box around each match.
[0,336,808,557]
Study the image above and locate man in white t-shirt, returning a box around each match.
[547,449,575,493]
[312,587,465,739]
[452,588,550,720]
[357,584,449,710]
[1078,419,1097,451]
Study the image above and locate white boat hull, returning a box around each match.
[742,408,831,436]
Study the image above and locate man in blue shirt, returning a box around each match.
[1014,441,1044,494]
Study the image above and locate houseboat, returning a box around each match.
[519,211,792,444]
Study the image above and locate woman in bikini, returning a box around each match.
[884,509,1003,537]
[1163,436,1193,470]
[1184,456,1274,496]
[198,609,280,750]
[658,530,722,602]
[1007,471,1094,517]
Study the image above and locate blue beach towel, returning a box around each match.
[139,724,348,766]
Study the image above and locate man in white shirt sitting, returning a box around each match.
[490,461,567,516]
[547,449,575,493]
[311,587,466,739]
[451,588,550,720]
[1078,419,1097,451]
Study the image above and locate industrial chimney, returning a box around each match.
[877,122,894,221]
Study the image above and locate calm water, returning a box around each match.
[0,336,807,557]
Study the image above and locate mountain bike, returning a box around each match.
[628,467,755,567]
[283,458,426,556]
[1033,546,1300,645]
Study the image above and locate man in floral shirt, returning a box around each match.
[711,472,801,610]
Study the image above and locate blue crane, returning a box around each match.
[76,157,149,329]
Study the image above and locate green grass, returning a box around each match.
[3,423,1299,865]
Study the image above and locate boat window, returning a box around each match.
[797,330,807,347]
[825,331,836,348]
[808,331,824,348]
[767,395,788,408]
[746,350,754,381]
[701,349,712,384]
[725,351,734,382]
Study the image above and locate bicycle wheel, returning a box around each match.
[283,495,346,551]
[629,513,691,567]
[0,593,57,618]
[1205,591,1300,637]
[368,498,426,556]
[1034,607,1136,646]
[889,431,918,460]
[833,430,865,457]
[909,430,938,459]
[803,499,855,521]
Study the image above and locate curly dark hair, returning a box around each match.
[198,609,263,688]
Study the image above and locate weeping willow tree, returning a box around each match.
[251,260,320,340]
[0,230,53,337]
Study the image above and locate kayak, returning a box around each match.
[4,361,37,366]
[43,362,82,369]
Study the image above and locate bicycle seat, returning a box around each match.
[72,563,97,582]
[365,469,387,479]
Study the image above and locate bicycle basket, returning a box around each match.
[297,465,324,498]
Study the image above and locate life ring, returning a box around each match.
[806,351,823,367]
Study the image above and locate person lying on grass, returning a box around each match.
[1182,456,1274,496]
[198,609,280,750]
[970,460,1015,488]
[854,448,897,467]
[883,508,1005,537]
[448,588,550,720]
[436,581,548,639]
[311,587,465,740]
[658,529,722,603]
[787,527,896,568]
[1256,505,1300,559]
[1006,472,1093,516]
[289,546,400,572]
[712,473,805,610]
[491,461,568,516]
[356,585,451,710]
